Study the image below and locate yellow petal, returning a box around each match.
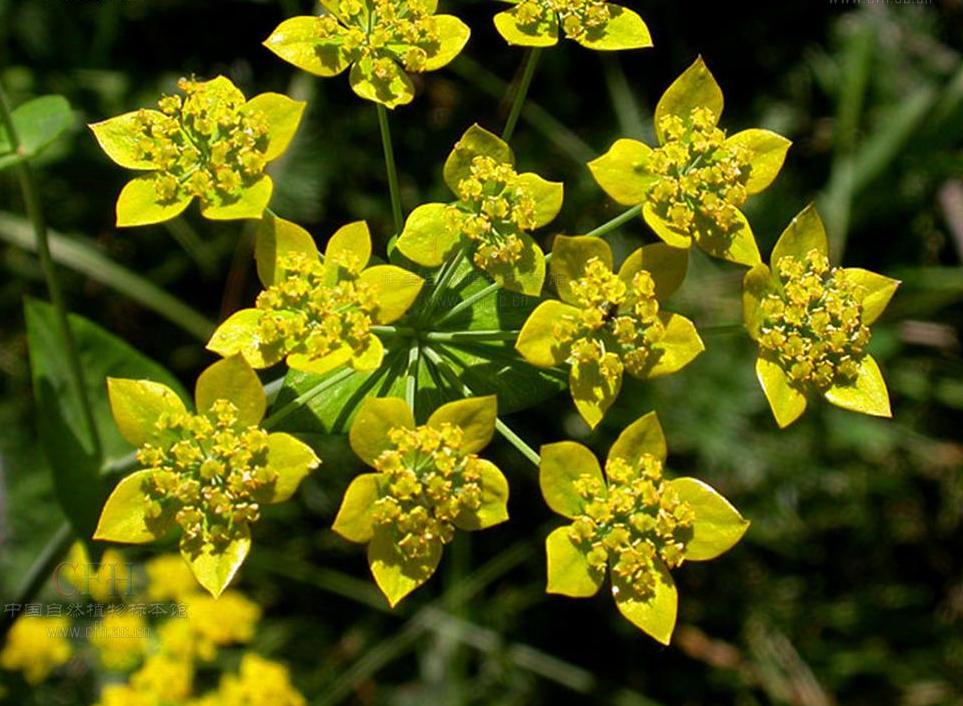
[427,395,497,454]
[741,264,775,341]
[639,312,705,379]
[669,477,749,561]
[843,268,900,325]
[453,460,509,531]
[287,346,353,376]
[725,129,792,195]
[576,4,652,51]
[493,6,559,47]
[199,176,273,221]
[368,526,442,608]
[195,354,266,427]
[349,396,415,466]
[262,432,320,503]
[642,202,692,250]
[539,441,604,519]
[423,15,471,71]
[618,243,688,300]
[545,526,604,597]
[254,213,320,288]
[349,59,414,110]
[263,16,352,77]
[241,92,306,161]
[607,411,666,466]
[332,473,383,543]
[755,356,807,428]
[351,334,385,372]
[611,556,677,644]
[396,203,460,267]
[693,207,761,267]
[116,175,192,228]
[107,378,187,447]
[444,124,514,194]
[654,56,723,144]
[515,300,578,368]
[771,204,828,266]
[571,360,621,430]
[325,220,372,273]
[516,172,564,229]
[89,111,167,170]
[182,527,251,598]
[588,139,656,206]
[824,355,892,418]
[550,235,613,304]
[207,309,285,369]
[358,265,425,324]
[486,231,546,297]
[93,470,172,543]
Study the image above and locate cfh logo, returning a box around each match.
[51,559,135,598]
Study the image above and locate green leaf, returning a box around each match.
[771,204,828,266]
[539,441,603,518]
[755,356,807,428]
[115,174,192,227]
[493,6,559,48]
[444,124,514,193]
[545,526,604,597]
[333,473,383,543]
[396,203,460,267]
[262,432,320,503]
[453,460,509,531]
[0,95,73,170]
[426,396,497,454]
[576,4,652,51]
[725,129,792,195]
[93,470,172,544]
[368,525,442,607]
[25,298,187,545]
[349,59,415,109]
[195,355,266,427]
[608,411,666,466]
[183,527,251,598]
[588,139,656,207]
[654,57,723,144]
[611,557,678,644]
[824,355,892,418]
[669,477,749,561]
[263,16,352,78]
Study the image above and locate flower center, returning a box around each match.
[569,454,694,599]
[254,253,377,364]
[759,249,870,390]
[317,0,442,73]
[133,78,270,206]
[137,400,275,553]
[446,155,538,271]
[515,0,610,40]
[371,423,484,560]
[552,258,665,382]
[646,107,753,234]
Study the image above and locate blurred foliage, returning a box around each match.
[1,1,963,705]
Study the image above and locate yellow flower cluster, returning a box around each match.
[255,253,377,364]
[647,107,752,233]
[317,0,442,73]
[515,0,610,40]
[759,249,871,390]
[447,155,538,271]
[371,423,485,560]
[90,612,149,671]
[568,454,694,599]
[131,78,270,206]
[209,653,306,706]
[0,616,71,685]
[553,258,665,382]
[96,654,194,706]
[136,399,275,553]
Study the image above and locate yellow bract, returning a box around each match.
[334,395,508,607]
[589,57,792,267]
[397,124,562,296]
[743,205,899,427]
[264,0,470,109]
[208,215,424,376]
[516,236,702,428]
[89,76,305,226]
[94,356,320,597]
[494,0,652,51]
[540,412,748,643]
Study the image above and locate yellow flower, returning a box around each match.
[743,205,899,427]
[94,355,320,597]
[90,76,305,227]
[494,0,651,51]
[183,591,260,657]
[90,612,149,672]
[540,413,748,643]
[129,654,194,704]
[265,0,470,109]
[589,57,792,267]
[145,553,199,602]
[397,124,563,296]
[61,543,132,602]
[208,214,424,376]
[213,654,306,706]
[333,396,509,606]
[0,616,72,684]
[516,236,703,428]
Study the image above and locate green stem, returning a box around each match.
[421,347,540,468]
[585,203,642,239]
[502,48,542,143]
[421,248,466,324]
[434,281,498,327]
[262,366,355,430]
[424,330,518,343]
[0,83,101,459]
[0,523,74,641]
[405,342,420,410]
[376,104,403,234]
